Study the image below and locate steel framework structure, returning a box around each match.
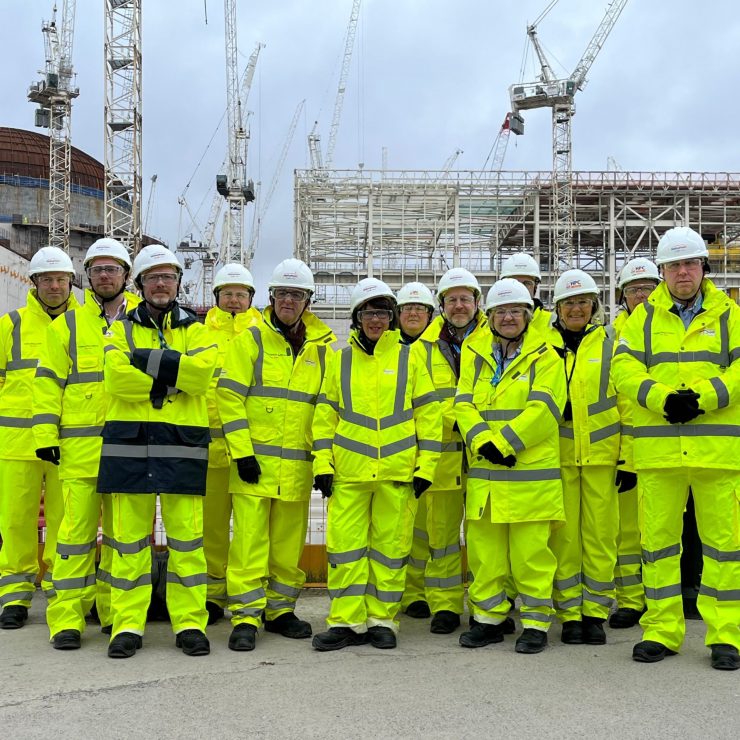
[104,0,142,256]
[295,168,740,321]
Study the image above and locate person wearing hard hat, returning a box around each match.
[34,238,140,649]
[217,258,335,652]
[401,268,488,634]
[98,245,217,658]
[396,282,435,345]
[499,252,552,335]
[311,277,442,651]
[202,263,262,626]
[612,226,740,671]
[607,257,660,631]
[455,279,566,653]
[0,246,80,630]
[547,269,620,646]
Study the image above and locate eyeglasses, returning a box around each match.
[443,295,475,306]
[220,290,252,301]
[399,303,428,314]
[358,309,393,322]
[516,279,536,289]
[36,275,71,287]
[623,283,656,297]
[87,265,125,277]
[663,258,703,273]
[492,307,526,319]
[561,298,593,309]
[141,273,178,285]
[272,288,309,302]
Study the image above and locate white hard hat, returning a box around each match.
[84,237,132,269]
[485,278,534,313]
[436,268,481,300]
[267,258,315,293]
[617,257,660,289]
[655,226,708,266]
[132,245,182,282]
[213,263,255,294]
[553,269,599,303]
[350,277,396,313]
[29,246,75,278]
[396,281,435,308]
[500,252,541,280]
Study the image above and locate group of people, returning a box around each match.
[0,226,738,671]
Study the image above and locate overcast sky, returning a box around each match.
[3,0,740,299]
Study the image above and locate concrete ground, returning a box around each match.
[0,591,738,739]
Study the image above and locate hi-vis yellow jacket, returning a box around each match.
[312,328,442,484]
[0,289,80,461]
[217,307,336,500]
[413,312,487,491]
[612,279,740,471]
[204,305,262,469]
[530,305,553,337]
[98,302,217,495]
[33,289,140,479]
[454,328,566,522]
[611,310,635,472]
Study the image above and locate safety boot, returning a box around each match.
[108,632,143,659]
[52,629,81,650]
[561,620,584,644]
[176,629,210,656]
[312,627,368,652]
[205,601,225,626]
[367,626,397,649]
[459,621,505,648]
[515,628,548,654]
[228,624,257,652]
[0,605,28,630]
[582,616,606,645]
[264,612,312,639]
[404,600,431,619]
[710,644,740,671]
[430,610,460,634]
[632,640,677,663]
[608,607,643,629]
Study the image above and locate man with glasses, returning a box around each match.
[499,251,552,335]
[98,246,217,658]
[33,238,140,648]
[613,227,740,670]
[0,247,80,629]
[217,258,336,652]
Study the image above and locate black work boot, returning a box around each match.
[405,600,431,619]
[0,605,28,630]
[205,601,225,626]
[312,627,368,652]
[228,624,257,652]
[430,610,461,634]
[515,628,548,654]
[459,620,505,648]
[582,616,607,645]
[632,640,677,663]
[560,620,584,644]
[608,607,644,629]
[367,626,397,649]
[176,629,210,656]
[710,644,740,671]
[108,632,143,659]
[52,629,81,650]
[264,612,312,639]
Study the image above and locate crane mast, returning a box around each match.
[28,1,79,253]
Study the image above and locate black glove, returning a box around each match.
[412,476,432,499]
[663,390,703,424]
[236,456,261,484]
[562,400,573,422]
[615,470,637,493]
[35,446,60,465]
[314,474,334,499]
[479,441,516,468]
[150,379,169,409]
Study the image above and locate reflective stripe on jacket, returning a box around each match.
[205,305,262,468]
[611,310,635,472]
[312,328,442,484]
[98,303,217,494]
[217,307,336,500]
[612,279,740,470]
[454,328,566,522]
[547,322,621,467]
[0,289,81,460]
[414,313,487,491]
[33,289,140,479]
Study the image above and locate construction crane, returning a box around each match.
[248,99,305,262]
[308,0,362,173]
[143,174,157,235]
[104,0,142,256]
[28,1,79,253]
[219,0,256,266]
[509,0,628,272]
[482,112,524,174]
[440,148,463,177]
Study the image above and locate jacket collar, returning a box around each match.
[263,305,336,344]
[127,300,197,330]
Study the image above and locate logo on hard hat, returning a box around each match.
[633,265,646,274]
[566,279,582,290]
[670,244,687,253]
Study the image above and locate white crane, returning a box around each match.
[308,0,362,173]
[103,0,142,256]
[28,0,79,253]
[509,0,628,272]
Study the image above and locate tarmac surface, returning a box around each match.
[1,590,738,739]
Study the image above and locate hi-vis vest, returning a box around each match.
[611,309,635,472]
